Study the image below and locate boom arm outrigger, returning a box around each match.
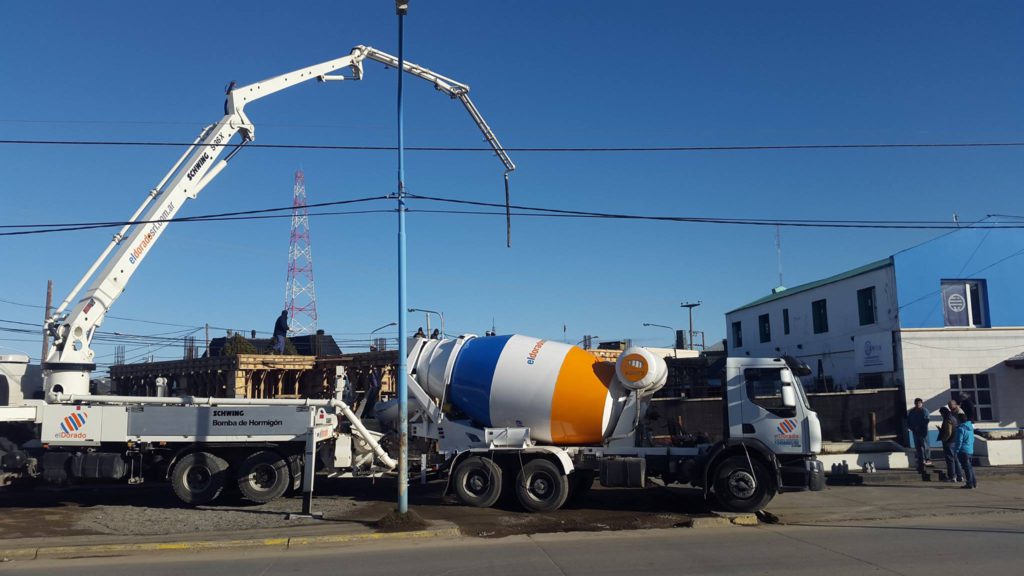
[44,45,514,396]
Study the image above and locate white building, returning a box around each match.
[725,226,1024,428]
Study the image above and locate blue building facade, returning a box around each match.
[895,226,1024,329]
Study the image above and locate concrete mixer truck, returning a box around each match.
[382,333,824,513]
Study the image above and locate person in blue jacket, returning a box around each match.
[953,411,977,489]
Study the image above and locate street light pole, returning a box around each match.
[642,323,677,358]
[370,322,397,351]
[408,308,444,338]
[680,301,702,351]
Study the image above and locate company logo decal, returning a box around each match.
[620,354,649,383]
[947,293,966,312]
[128,201,175,265]
[774,418,801,448]
[526,340,546,365]
[60,411,87,434]
[56,410,89,439]
[863,340,882,356]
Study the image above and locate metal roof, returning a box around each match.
[1005,351,1024,369]
[728,257,894,314]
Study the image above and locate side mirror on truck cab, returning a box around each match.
[781,384,797,408]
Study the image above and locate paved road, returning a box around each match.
[3,508,1022,576]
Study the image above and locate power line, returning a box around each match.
[407,195,1024,230]
[0,196,389,229]
[5,194,1024,239]
[0,196,391,237]
[3,138,1024,153]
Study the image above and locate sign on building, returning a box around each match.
[854,331,893,373]
[941,281,970,327]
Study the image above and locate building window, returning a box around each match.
[949,373,994,421]
[858,286,876,326]
[732,321,743,348]
[812,299,829,334]
[758,314,771,343]
[783,308,790,335]
[941,279,990,328]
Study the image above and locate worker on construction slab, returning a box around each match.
[272,310,289,354]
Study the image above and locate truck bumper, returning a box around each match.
[779,457,825,492]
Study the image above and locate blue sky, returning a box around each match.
[1,1,1022,370]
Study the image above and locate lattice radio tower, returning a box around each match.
[283,169,318,335]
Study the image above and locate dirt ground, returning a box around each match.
[0,477,705,541]
[4,474,1021,544]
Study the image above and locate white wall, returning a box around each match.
[898,328,1024,427]
[726,264,899,390]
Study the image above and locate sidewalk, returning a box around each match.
[827,464,1024,486]
[768,473,1024,525]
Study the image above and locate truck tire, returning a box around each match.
[712,456,773,513]
[515,458,569,513]
[237,451,290,503]
[453,456,502,508]
[170,452,228,506]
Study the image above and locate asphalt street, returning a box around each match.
[2,507,1022,576]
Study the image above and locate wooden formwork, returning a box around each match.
[109,352,397,400]
[110,344,617,401]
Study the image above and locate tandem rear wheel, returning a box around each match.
[170,451,229,506]
[236,450,291,503]
[452,456,503,508]
[451,455,574,513]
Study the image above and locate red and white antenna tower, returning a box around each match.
[284,169,318,335]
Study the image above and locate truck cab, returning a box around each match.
[700,356,824,511]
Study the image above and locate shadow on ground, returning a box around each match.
[0,477,712,540]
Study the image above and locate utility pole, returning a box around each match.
[41,280,53,361]
[395,0,410,516]
[680,301,701,351]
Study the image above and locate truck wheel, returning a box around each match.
[453,456,502,508]
[515,459,569,513]
[712,456,773,513]
[170,452,228,506]
[237,451,290,503]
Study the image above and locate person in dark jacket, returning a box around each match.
[959,393,977,422]
[907,398,931,471]
[953,412,977,489]
[937,406,963,483]
[272,310,289,354]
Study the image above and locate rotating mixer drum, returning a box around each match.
[410,334,668,445]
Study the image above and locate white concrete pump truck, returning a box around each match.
[0,45,515,509]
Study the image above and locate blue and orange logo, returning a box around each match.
[776,419,798,435]
[60,411,88,434]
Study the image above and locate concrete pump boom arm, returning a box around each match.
[44,46,513,397]
[360,47,516,173]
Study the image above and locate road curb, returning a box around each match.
[686,516,732,528]
[0,525,461,562]
[683,512,759,528]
